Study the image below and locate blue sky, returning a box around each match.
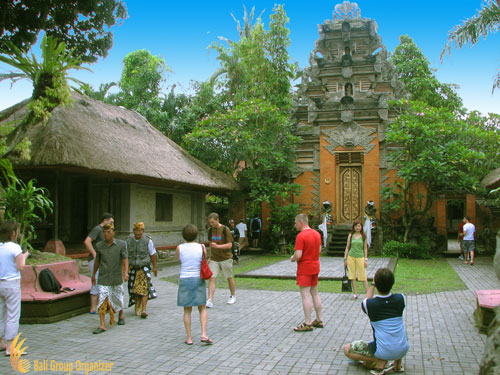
[1,0,499,114]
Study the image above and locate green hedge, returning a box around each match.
[381,240,431,259]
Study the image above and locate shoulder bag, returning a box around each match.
[342,266,352,293]
[200,244,213,280]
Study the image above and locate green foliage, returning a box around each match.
[186,6,300,242]
[391,35,463,111]
[0,35,90,125]
[441,0,500,91]
[1,0,128,63]
[267,203,300,254]
[117,49,170,110]
[209,4,297,110]
[2,175,53,250]
[385,35,500,242]
[382,240,430,259]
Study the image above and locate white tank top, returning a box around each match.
[179,242,204,279]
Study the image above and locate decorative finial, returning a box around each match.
[333,1,361,20]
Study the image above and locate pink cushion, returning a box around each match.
[476,290,500,310]
[21,261,90,302]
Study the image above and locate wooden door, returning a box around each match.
[339,166,362,223]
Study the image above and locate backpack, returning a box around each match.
[251,218,261,232]
[39,268,62,293]
[208,225,238,258]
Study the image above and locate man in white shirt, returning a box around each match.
[236,219,248,252]
[462,216,476,266]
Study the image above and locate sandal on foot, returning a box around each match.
[200,337,213,345]
[184,340,193,345]
[388,362,405,373]
[93,327,106,334]
[370,365,394,375]
[141,312,148,319]
[351,294,358,300]
[311,319,324,328]
[293,323,313,332]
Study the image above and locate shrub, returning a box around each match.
[382,240,431,259]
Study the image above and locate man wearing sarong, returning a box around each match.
[92,224,128,334]
[126,222,158,318]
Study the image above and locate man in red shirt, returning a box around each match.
[290,213,323,332]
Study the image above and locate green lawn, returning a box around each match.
[161,255,467,295]
[392,258,466,294]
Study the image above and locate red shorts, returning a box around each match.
[296,273,319,287]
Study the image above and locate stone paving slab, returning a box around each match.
[0,256,495,375]
[236,257,393,280]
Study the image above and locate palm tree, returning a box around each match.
[441,0,500,91]
[209,6,264,102]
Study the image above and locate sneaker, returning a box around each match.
[227,296,236,305]
[458,255,464,260]
[206,299,214,308]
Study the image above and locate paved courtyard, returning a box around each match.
[1,256,498,375]
[237,257,393,280]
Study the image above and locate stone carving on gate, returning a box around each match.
[322,122,376,155]
[334,1,361,20]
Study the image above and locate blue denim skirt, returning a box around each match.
[177,277,207,307]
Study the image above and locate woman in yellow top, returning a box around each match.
[343,220,369,300]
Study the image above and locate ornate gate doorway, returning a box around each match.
[339,166,362,223]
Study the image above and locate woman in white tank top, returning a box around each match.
[175,224,212,345]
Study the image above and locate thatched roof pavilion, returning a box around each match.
[482,168,500,190]
[1,92,239,193]
[0,92,239,249]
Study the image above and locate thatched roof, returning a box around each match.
[0,92,239,192]
[481,167,500,190]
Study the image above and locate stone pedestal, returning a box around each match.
[44,240,66,256]
[479,229,500,374]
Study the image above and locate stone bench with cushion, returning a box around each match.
[21,260,91,323]
[475,289,500,333]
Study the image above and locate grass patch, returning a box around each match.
[26,249,72,265]
[392,258,466,295]
[161,255,467,295]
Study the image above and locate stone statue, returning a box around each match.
[363,201,376,247]
[342,47,353,67]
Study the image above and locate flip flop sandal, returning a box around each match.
[370,365,394,375]
[294,323,313,332]
[311,319,324,328]
[351,294,359,300]
[184,340,193,345]
[388,362,405,373]
[141,312,148,319]
[92,327,106,334]
[200,337,213,345]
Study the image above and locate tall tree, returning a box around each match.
[1,0,127,63]
[441,0,500,92]
[393,35,462,112]
[116,49,169,111]
[386,35,500,242]
[186,5,301,243]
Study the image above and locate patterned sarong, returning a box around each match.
[128,265,157,311]
[97,285,124,325]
